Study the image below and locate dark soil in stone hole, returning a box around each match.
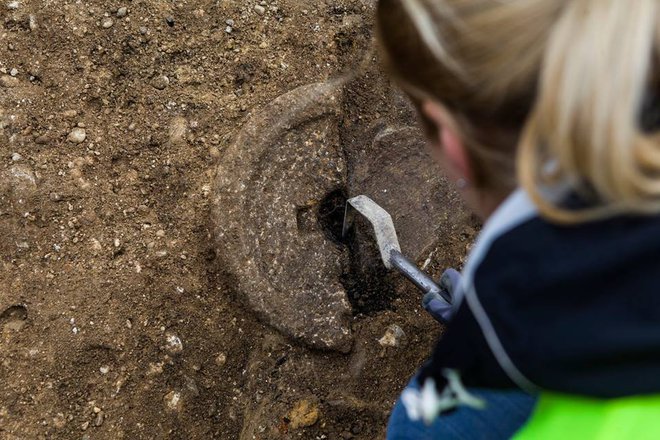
[317,189,397,315]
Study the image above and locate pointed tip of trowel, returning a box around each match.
[341,195,401,269]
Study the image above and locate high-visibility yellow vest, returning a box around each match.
[515,393,660,439]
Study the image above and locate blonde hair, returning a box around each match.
[377,0,660,223]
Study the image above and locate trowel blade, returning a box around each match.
[342,195,401,269]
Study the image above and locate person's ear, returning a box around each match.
[422,101,471,183]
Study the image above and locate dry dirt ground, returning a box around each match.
[0,1,477,439]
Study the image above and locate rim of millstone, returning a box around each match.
[211,81,354,352]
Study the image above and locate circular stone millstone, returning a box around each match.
[212,82,353,352]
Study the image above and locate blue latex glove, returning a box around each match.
[422,268,461,323]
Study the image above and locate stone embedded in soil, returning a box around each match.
[94,411,104,427]
[52,413,66,429]
[35,133,51,144]
[147,362,164,376]
[215,353,227,366]
[62,109,78,118]
[168,116,188,145]
[164,391,182,412]
[67,127,86,143]
[165,333,183,354]
[212,81,353,352]
[183,375,200,397]
[5,165,37,202]
[116,7,127,18]
[378,324,406,348]
[101,17,114,28]
[152,75,170,90]
[288,400,319,429]
[0,75,19,87]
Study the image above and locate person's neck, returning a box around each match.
[478,191,510,221]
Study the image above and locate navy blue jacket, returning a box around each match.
[419,190,660,398]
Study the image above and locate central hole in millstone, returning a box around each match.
[316,188,349,244]
[317,189,397,316]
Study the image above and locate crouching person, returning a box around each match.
[377,0,660,438]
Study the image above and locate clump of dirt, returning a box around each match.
[0,0,478,439]
[342,252,397,316]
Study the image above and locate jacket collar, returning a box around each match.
[457,188,538,304]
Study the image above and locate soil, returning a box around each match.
[0,1,478,439]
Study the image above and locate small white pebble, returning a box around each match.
[9,68,18,77]
[378,324,406,348]
[165,333,183,354]
[99,366,110,374]
[165,391,181,411]
[67,127,86,144]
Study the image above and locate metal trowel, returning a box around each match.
[342,195,454,316]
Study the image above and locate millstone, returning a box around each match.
[212,82,353,352]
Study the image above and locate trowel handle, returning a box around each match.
[389,250,453,304]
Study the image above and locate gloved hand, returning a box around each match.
[422,268,461,323]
